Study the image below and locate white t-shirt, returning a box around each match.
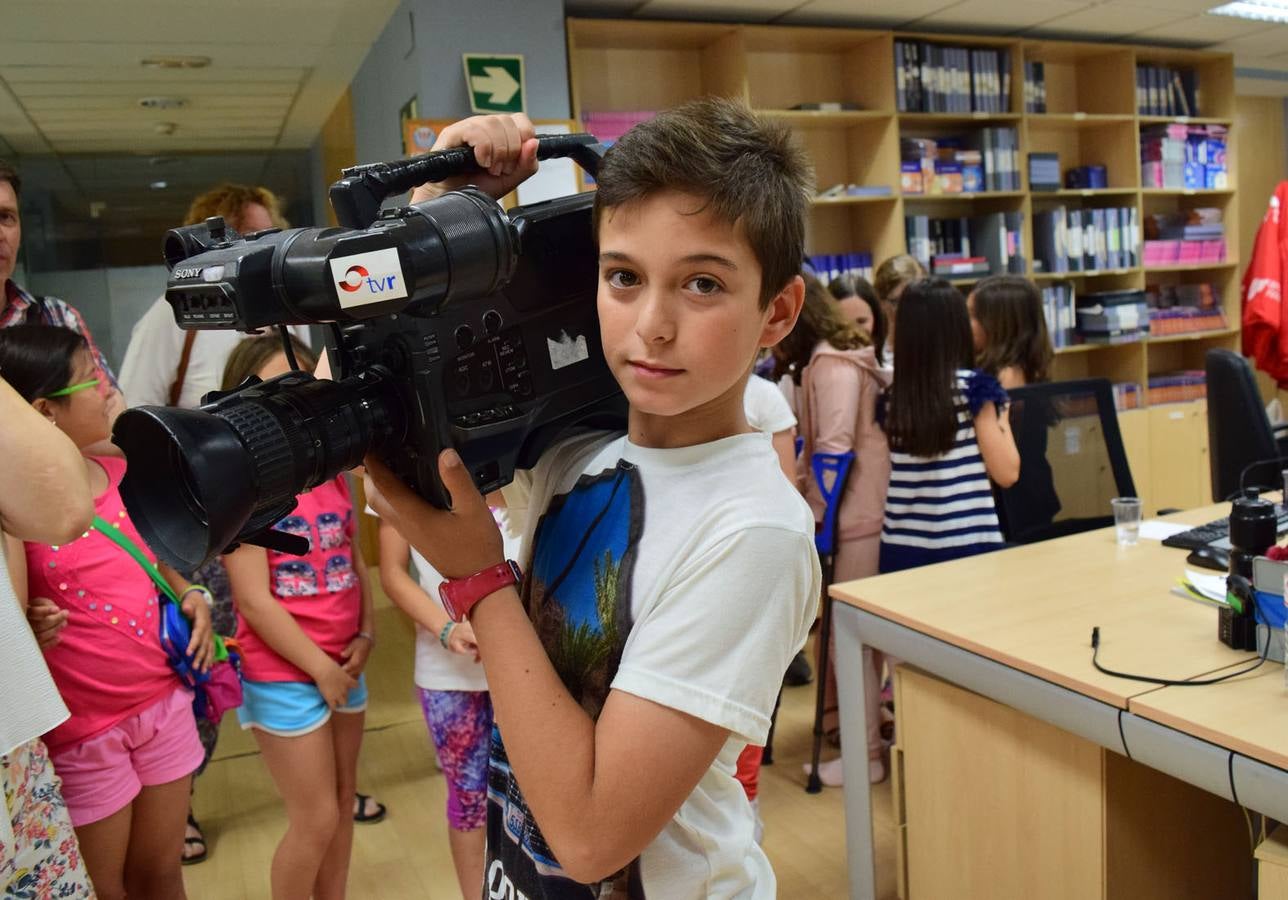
[743,373,796,437]
[494,430,819,899]
[0,539,69,757]
[411,508,521,692]
[120,296,309,409]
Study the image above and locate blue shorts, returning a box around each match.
[237,675,368,737]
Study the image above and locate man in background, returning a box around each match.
[120,183,292,409]
[0,159,122,418]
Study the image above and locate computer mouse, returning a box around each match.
[1187,545,1231,572]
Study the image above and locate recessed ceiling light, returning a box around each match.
[141,56,211,70]
[150,181,168,190]
[1208,0,1288,22]
[138,96,187,110]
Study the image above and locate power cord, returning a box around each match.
[1090,626,1269,686]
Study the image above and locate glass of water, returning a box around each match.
[1111,497,1143,545]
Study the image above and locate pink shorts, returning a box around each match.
[50,687,205,827]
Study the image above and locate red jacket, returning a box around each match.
[1243,181,1288,384]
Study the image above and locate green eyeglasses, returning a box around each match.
[45,378,101,399]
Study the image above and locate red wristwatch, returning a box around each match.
[439,560,523,622]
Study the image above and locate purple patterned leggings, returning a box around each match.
[417,689,492,831]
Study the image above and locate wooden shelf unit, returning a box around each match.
[565,18,1239,419]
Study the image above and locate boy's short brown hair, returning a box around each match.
[185,183,287,231]
[592,97,813,309]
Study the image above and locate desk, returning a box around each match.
[830,503,1282,899]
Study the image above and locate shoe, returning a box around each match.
[353,792,387,824]
[181,813,208,865]
[750,797,764,844]
[784,650,813,687]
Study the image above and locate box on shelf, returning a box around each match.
[1065,165,1107,190]
[1028,152,1061,192]
[1075,288,1150,344]
[901,161,924,194]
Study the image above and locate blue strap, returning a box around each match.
[812,451,856,556]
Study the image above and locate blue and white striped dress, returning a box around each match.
[878,369,1009,574]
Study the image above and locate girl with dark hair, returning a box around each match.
[0,324,213,900]
[829,274,887,366]
[968,275,1054,389]
[774,275,893,785]
[879,279,1020,573]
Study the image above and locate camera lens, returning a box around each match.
[113,369,404,571]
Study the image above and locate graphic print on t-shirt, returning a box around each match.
[269,509,356,597]
[487,462,646,899]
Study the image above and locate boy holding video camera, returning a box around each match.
[367,98,820,898]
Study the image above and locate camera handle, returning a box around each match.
[330,133,606,229]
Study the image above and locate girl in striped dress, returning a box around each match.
[879,278,1020,574]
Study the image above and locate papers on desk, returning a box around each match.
[1174,569,1229,607]
[1139,519,1191,542]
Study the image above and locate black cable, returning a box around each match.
[1091,626,1269,686]
[1233,454,1288,500]
[277,325,299,372]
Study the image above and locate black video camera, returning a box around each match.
[113,134,625,572]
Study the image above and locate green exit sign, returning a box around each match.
[462,54,525,115]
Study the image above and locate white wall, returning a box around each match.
[23,265,167,373]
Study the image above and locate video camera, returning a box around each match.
[112,134,625,572]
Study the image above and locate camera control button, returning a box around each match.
[454,325,475,350]
[482,310,503,334]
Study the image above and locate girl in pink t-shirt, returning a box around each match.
[0,324,213,900]
[222,336,375,900]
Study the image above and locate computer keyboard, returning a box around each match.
[1162,510,1288,551]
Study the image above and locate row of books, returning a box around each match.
[905,212,1025,276]
[1140,123,1227,190]
[1022,61,1047,114]
[1042,283,1076,349]
[1113,383,1141,412]
[1032,206,1141,274]
[894,41,1011,114]
[1141,238,1227,266]
[1146,282,1226,336]
[806,252,874,285]
[1148,371,1206,405]
[1141,207,1227,265]
[1136,65,1200,117]
[899,128,1019,194]
[579,110,655,145]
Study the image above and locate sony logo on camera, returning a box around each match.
[328,248,409,308]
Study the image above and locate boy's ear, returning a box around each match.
[758,275,805,348]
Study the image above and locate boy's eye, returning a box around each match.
[685,276,722,295]
[605,269,639,289]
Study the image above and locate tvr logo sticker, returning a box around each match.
[329,249,409,307]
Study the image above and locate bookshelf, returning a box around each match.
[566,18,1240,509]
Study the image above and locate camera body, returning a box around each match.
[114,137,626,572]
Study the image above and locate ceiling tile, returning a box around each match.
[910,0,1093,33]
[1132,13,1269,44]
[780,0,960,26]
[1026,3,1185,37]
[1209,26,1288,55]
[1102,0,1224,12]
[565,0,647,14]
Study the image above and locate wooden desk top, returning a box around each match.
[1130,663,1288,771]
[830,503,1258,708]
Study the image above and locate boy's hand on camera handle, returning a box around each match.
[411,113,539,204]
[363,451,504,581]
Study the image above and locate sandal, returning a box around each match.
[353,792,387,824]
[181,813,208,865]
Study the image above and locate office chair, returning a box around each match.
[1205,349,1288,502]
[805,450,855,795]
[994,378,1137,544]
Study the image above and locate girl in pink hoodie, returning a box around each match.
[774,276,893,785]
